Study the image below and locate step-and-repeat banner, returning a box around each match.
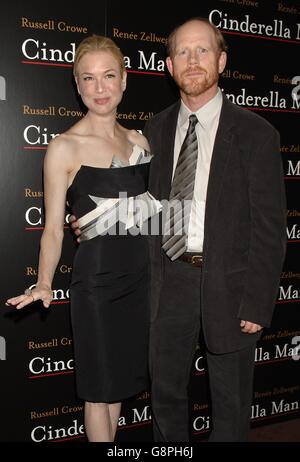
[0,0,299,442]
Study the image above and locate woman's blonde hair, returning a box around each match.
[73,35,125,77]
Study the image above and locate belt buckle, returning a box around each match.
[191,255,202,266]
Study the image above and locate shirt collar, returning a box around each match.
[178,87,223,130]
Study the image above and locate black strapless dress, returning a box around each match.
[67,148,155,402]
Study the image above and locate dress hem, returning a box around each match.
[76,382,149,403]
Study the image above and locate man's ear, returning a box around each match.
[166,56,174,77]
[218,52,227,74]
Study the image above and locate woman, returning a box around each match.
[6,35,159,442]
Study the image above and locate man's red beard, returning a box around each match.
[176,66,219,97]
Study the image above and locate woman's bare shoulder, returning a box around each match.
[44,128,82,172]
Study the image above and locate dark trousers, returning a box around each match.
[149,255,256,442]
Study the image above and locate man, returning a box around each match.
[143,17,286,442]
[71,18,286,442]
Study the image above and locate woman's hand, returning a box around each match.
[5,285,53,310]
[69,214,81,242]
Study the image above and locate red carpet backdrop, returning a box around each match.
[0,0,299,442]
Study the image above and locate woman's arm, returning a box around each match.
[129,129,150,152]
[6,137,71,309]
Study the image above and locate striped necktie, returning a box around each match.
[162,114,199,261]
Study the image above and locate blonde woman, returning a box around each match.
[6,35,159,442]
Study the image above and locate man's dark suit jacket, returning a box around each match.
[144,94,286,354]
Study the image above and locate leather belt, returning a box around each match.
[178,253,203,267]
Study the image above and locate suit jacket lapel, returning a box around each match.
[203,96,236,249]
[160,102,180,200]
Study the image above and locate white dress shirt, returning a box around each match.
[172,88,223,252]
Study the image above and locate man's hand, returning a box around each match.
[240,320,263,334]
[69,215,81,242]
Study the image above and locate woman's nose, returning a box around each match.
[95,79,104,92]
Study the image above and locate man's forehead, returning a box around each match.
[174,21,216,45]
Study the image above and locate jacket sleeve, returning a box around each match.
[237,127,287,327]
